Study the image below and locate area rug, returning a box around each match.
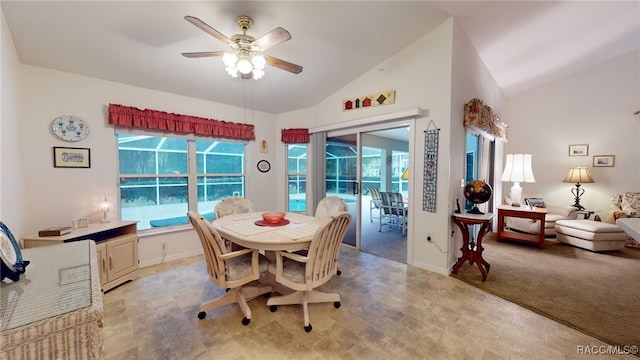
[452,234,640,348]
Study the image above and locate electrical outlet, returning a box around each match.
[460,179,465,187]
[427,233,432,242]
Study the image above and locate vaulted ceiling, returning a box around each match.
[2,1,638,114]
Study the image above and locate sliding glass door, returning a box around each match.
[324,125,410,263]
[325,134,359,247]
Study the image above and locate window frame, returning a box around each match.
[286,143,308,212]
[116,128,248,231]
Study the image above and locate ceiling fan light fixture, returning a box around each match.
[222,50,266,79]
[222,52,237,66]
[252,68,265,80]
[251,54,266,69]
[183,15,301,79]
[225,66,239,77]
[236,57,253,75]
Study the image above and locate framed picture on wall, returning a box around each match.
[53,147,91,168]
[593,155,615,167]
[568,144,589,156]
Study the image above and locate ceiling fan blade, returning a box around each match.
[182,51,226,58]
[251,27,291,51]
[264,55,303,74]
[184,16,233,46]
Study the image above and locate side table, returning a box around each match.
[496,205,547,249]
[576,209,600,220]
[452,212,494,282]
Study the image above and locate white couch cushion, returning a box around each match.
[504,203,578,236]
[555,220,627,241]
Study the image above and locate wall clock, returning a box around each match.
[0,222,29,282]
[257,160,271,173]
[51,115,90,142]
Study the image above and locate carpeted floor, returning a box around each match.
[452,234,640,348]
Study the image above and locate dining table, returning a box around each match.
[211,211,324,295]
[210,211,323,252]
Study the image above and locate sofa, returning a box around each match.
[504,196,578,237]
[554,192,640,251]
[555,219,628,251]
[603,192,640,223]
[603,192,640,248]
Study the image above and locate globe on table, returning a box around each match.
[464,180,492,214]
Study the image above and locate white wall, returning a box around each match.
[5,6,636,274]
[274,18,507,275]
[1,10,24,236]
[448,21,507,265]
[12,63,279,266]
[277,19,487,274]
[505,50,640,212]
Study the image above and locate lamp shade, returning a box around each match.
[401,168,409,180]
[562,167,594,184]
[500,154,535,183]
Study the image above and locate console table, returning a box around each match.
[0,240,103,359]
[23,221,139,292]
[496,205,547,249]
[452,212,494,281]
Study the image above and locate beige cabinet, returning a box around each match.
[23,221,139,292]
[95,233,139,290]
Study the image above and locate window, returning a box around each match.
[361,146,382,194]
[118,133,246,230]
[464,130,495,211]
[391,150,409,193]
[287,144,307,212]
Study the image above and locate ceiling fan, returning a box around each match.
[182,15,303,79]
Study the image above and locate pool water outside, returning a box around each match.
[139,195,357,229]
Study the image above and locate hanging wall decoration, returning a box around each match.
[463,98,508,140]
[423,120,439,212]
[342,90,395,111]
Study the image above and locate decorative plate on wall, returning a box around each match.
[257,160,271,173]
[51,115,90,142]
[0,222,29,282]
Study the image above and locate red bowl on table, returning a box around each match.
[261,212,286,224]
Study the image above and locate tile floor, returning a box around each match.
[101,247,634,359]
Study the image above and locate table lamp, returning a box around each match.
[100,196,111,223]
[500,154,535,207]
[562,167,594,210]
[401,168,409,180]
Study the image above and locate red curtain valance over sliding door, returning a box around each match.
[281,128,310,143]
[108,104,255,140]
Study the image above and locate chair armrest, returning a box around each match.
[545,204,577,218]
[219,248,255,260]
[278,250,308,263]
[604,206,624,224]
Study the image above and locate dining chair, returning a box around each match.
[214,197,256,250]
[267,212,352,332]
[187,211,272,325]
[214,197,256,218]
[368,187,383,223]
[314,196,348,219]
[379,192,408,235]
[314,196,348,275]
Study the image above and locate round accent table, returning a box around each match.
[451,212,494,281]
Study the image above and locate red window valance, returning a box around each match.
[108,103,255,140]
[281,128,310,143]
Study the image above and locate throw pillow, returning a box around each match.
[620,192,640,217]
